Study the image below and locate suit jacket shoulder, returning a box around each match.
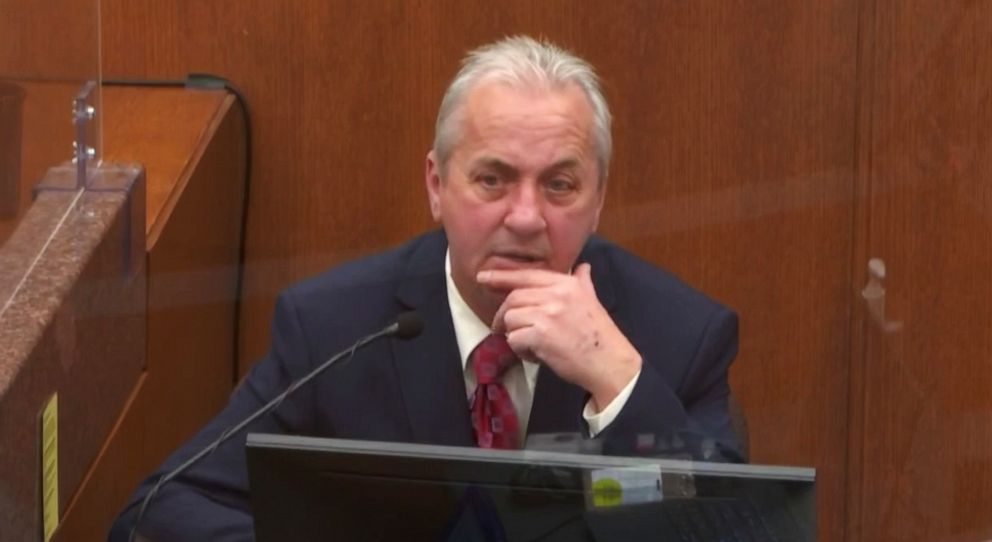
[278,230,449,361]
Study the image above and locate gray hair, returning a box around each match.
[433,35,613,184]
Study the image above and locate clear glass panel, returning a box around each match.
[598,9,858,539]
[12,3,977,541]
[0,0,101,310]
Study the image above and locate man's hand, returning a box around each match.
[477,263,642,411]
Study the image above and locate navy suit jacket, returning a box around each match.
[110,230,739,541]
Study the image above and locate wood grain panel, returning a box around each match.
[0,80,22,220]
[0,0,99,80]
[101,2,859,539]
[855,2,992,540]
[0,81,79,245]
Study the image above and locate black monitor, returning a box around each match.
[246,433,815,542]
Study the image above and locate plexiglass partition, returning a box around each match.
[0,0,101,310]
[592,5,992,541]
[599,7,992,540]
[593,19,857,540]
[114,5,981,539]
[418,14,986,541]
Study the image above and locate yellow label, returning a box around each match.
[41,393,58,541]
[591,477,623,508]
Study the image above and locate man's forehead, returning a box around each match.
[456,83,594,149]
[464,80,590,119]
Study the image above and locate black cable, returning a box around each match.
[101,78,184,88]
[104,75,252,386]
[213,78,253,387]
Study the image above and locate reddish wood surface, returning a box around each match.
[0,0,99,81]
[851,2,992,540]
[0,81,80,245]
[0,0,102,242]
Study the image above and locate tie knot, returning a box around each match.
[471,334,518,384]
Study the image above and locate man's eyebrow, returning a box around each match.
[537,158,583,179]
[547,158,581,172]
[469,156,583,176]
[471,157,518,176]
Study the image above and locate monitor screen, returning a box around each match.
[246,433,815,542]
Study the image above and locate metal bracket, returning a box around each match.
[71,81,97,189]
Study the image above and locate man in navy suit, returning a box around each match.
[111,35,739,541]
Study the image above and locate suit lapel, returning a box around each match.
[390,232,475,446]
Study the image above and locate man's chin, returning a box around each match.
[466,287,507,327]
[479,284,511,302]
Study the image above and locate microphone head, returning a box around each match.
[393,311,424,340]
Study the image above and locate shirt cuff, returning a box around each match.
[583,369,641,437]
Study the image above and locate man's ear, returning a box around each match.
[425,150,442,221]
[591,178,607,232]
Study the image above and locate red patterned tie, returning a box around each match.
[470,334,520,449]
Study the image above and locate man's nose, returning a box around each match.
[503,183,546,235]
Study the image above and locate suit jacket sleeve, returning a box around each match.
[109,291,317,542]
[595,307,741,462]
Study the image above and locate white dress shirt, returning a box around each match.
[445,251,639,444]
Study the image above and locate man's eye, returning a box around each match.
[546,179,575,193]
[479,174,500,187]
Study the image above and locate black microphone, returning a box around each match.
[128,312,424,542]
[390,310,424,340]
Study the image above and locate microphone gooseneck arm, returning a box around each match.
[128,313,423,542]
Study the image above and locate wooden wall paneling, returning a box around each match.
[0,79,22,220]
[845,0,879,539]
[856,1,992,540]
[0,81,81,245]
[0,0,99,80]
[0,0,102,241]
[140,89,246,439]
[101,2,859,540]
[102,0,441,378]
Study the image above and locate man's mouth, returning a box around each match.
[502,253,539,263]
[488,251,546,268]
